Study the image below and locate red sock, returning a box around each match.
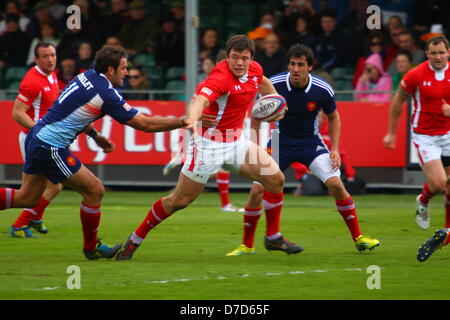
[445,194,450,229]
[14,197,50,228]
[336,197,361,241]
[80,202,101,251]
[242,207,261,248]
[420,183,437,205]
[135,199,171,239]
[263,191,283,238]
[217,171,231,207]
[0,188,15,210]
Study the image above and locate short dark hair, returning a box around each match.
[286,44,314,66]
[94,45,126,74]
[425,35,450,51]
[34,41,56,58]
[226,35,255,58]
[396,50,412,62]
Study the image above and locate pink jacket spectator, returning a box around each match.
[354,53,392,102]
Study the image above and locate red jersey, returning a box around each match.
[198,60,263,141]
[16,66,60,133]
[400,61,450,136]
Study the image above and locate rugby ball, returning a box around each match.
[252,94,287,121]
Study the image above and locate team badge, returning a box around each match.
[307,102,317,111]
[67,156,76,166]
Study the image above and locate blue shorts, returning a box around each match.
[23,127,82,184]
[269,134,329,172]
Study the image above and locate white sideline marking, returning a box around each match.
[35,287,59,291]
[144,268,363,285]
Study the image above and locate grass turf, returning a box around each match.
[0,191,449,300]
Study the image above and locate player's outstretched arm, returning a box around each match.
[83,123,115,153]
[126,113,192,133]
[12,99,34,129]
[383,87,409,149]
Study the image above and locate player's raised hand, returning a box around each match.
[95,135,115,153]
[442,99,450,117]
[329,150,341,171]
[383,132,396,149]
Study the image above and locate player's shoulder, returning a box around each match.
[21,66,41,83]
[406,60,429,77]
[249,60,263,74]
[270,71,289,84]
[310,74,334,98]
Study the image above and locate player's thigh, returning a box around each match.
[62,164,104,199]
[308,153,341,184]
[239,142,284,192]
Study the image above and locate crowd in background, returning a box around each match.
[0,0,448,101]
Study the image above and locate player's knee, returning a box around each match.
[85,183,105,203]
[265,171,285,193]
[173,195,195,211]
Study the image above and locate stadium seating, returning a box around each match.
[165,80,186,101]
[165,67,185,81]
[4,66,28,88]
[6,81,21,100]
[133,54,156,68]
[145,66,165,90]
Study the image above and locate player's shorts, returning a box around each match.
[275,134,340,184]
[411,131,450,165]
[181,134,250,184]
[23,128,82,184]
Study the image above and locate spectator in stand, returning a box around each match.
[104,0,130,36]
[55,56,80,90]
[17,0,32,17]
[104,35,122,47]
[354,53,393,103]
[314,9,352,72]
[0,14,30,68]
[0,0,30,35]
[254,32,286,78]
[289,14,316,49]
[27,1,63,39]
[169,1,185,32]
[352,31,391,88]
[76,41,94,71]
[396,31,425,64]
[117,0,157,57]
[385,25,406,68]
[391,50,413,90]
[413,0,450,39]
[26,22,60,66]
[47,0,66,21]
[197,55,215,83]
[154,14,184,71]
[123,67,150,100]
[387,15,405,33]
[198,28,224,70]
[247,26,272,52]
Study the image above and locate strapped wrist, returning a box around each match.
[88,129,98,139]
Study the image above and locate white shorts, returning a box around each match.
[181,134,250,184]
[411,131,450,165]
[308,153,341,183]
[19,131,27,161]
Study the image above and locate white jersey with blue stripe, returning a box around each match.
[35,69,138,148]
[270,71,336,139]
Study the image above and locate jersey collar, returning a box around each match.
[286,73,312,92]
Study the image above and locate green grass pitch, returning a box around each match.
[0,190,449,300]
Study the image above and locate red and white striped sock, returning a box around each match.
[419,182,437,206]
[263,191,283,240]
[217,171,231,207]
[13,197,50,228]
[80,202,101,251]
[242,207,261,248]
[134,199,171,241]
[0,188,15,210]
[336,197,361,241]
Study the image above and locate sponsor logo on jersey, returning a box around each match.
[201,87,213,96]
[307,102,317,111]
[123,103,132,111]
[423,81,431,86]
[234,85,242,91]
[67,156,76,166]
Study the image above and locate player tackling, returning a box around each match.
[383,36,450,262]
